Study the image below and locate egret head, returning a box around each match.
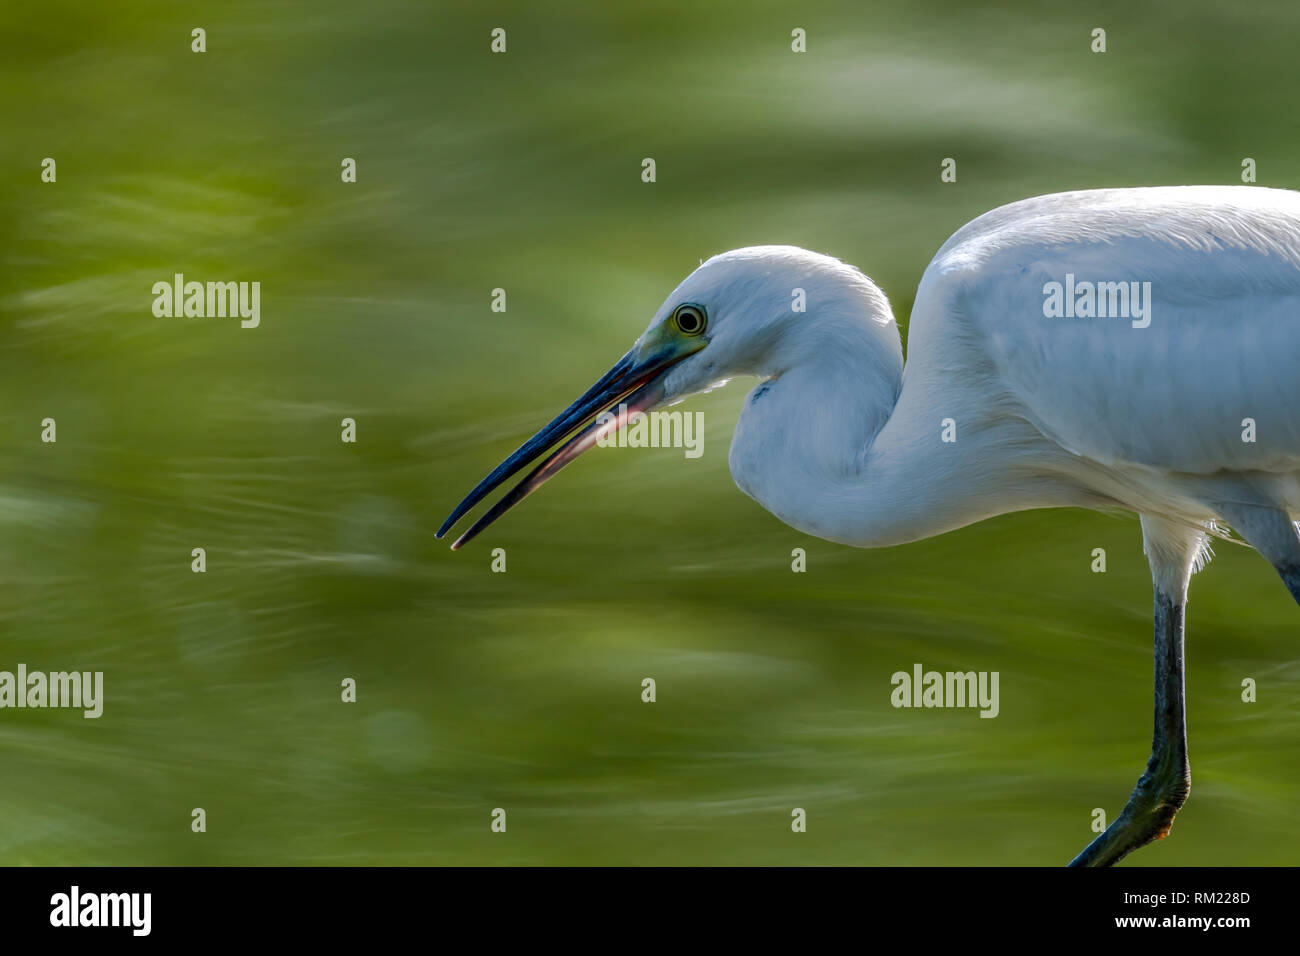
[437,245,893,548]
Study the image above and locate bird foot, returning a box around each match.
[1067,761,1189,867]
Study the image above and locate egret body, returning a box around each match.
[439,186,1300,866]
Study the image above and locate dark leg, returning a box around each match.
[1215,502,1300,608]
[1068,589,1190,867]
[1278,563,1300,606]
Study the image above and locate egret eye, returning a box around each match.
[672,304,707,336]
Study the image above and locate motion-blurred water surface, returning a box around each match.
[1,0,1298,864]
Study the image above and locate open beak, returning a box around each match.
[436,340,699,549]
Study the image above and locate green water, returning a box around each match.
[1,0,1297,865]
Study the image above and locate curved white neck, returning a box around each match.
[726,311,1043,548]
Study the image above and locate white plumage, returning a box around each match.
[441,186,1300,865]
[721,188,1300,554]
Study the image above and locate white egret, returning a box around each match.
[438,186,1300,866]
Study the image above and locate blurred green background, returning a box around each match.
[1,0,1297,865]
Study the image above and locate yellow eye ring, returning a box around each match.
[672,303,707,336]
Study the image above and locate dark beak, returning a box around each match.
[436,343,694,549]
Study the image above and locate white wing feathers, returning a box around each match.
[915,186,1300,475]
